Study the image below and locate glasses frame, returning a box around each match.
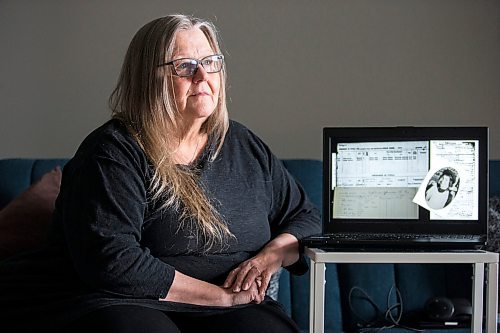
[159,54,224,77]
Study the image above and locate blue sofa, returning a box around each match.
[1,158,499,333]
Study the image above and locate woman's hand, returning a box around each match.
[223,233,299,297]
[223,279,264,306]
[162,269,264,307]
[223,251,281,297]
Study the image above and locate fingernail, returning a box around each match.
[233,287,240,292]
[243,284,249,290]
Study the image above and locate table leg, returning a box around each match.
[311,260,326,333]
[472,263,485,333]
[310,258,316,333]
[486,262,498,333]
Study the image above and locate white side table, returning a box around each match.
[305,248,499,333]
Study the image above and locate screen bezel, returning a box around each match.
[322,126,488,236]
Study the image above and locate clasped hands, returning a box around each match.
[222,250,282,305]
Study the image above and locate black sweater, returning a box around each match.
[0,119,320,329]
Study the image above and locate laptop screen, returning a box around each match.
[323,127,488,237]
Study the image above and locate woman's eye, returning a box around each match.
[178,62,191,69]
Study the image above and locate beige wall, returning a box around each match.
[1,0,499,160]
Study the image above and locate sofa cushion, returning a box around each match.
[0,159,35,209]
[0,167,62,259]
[486,196,500,252]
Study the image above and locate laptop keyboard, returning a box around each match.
[330,233,478,242]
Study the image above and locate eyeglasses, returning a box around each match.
[159,54,224,77]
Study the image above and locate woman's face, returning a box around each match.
[169,28,221,126]
[438,174,451,190]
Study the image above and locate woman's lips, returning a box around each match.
[191,91,209,96]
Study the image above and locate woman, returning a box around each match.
[0,14,320,332]
[425,168,459,210]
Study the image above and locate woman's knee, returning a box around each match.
[204,302,299,333]
[60,305,180,333]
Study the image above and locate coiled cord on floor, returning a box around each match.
[348,285,424,332]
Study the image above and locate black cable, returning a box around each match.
[348,285,424,332]
[348,286,384,328]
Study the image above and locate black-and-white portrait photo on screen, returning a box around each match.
[425,167,460,210]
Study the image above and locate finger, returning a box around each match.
[255,286,265,304]
[249,282,264,304]
[223,267,240,288]
[258,271,273,296]
[242,266,262,291]
[258,291,265,303]
[252,295,263,304]
[232,263,254,292]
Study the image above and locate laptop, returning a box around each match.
[302,126,489,250]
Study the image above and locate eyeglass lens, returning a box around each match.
[172,54,223,77]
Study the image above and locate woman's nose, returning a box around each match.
[193,64,209,83]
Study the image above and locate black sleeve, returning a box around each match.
[269,153,321,275]
[267,154,321,240]
[243,131,321,274]
[58,132,175,299]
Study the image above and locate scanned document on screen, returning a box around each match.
[334,141,429,188]
[333,187,419,219]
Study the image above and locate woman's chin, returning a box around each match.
[183,109,215,124]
